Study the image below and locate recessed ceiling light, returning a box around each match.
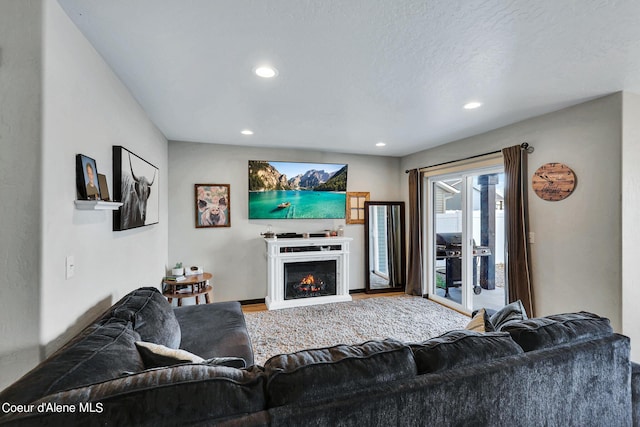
[463,101,483,110]
[254,66,278,78]
[241,129,254,135]
[376,142,386,147]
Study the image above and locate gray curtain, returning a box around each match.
[406,169,423,296]
[502,145,535,317]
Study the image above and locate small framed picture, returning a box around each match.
[97,174,110,201]
[195,184,230,228]
[346,192,370,224]
[76,154,101,200]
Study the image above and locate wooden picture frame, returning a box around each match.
[97,173,110,201]
[346,192,370,224]
[76,154,101,200]
[112,146,159,231]
[195,184,230,228]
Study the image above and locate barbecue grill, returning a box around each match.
[436,233,491,297]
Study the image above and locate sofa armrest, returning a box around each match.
[632,362,640,427]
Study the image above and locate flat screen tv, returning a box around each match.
[249,160,348,219]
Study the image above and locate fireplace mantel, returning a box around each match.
[264,237,353,310]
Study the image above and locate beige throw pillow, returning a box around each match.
[465,308,495,333]
[135,341,204,368]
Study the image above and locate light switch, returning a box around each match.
[66,256,75,279]
[528,232,535,244]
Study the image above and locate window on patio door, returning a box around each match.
[424,157,506,314]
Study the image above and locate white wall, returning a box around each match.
[168,141,401,302]
[0,0,43,388]
[401,94,623,331]
[622,92,640,361]
[39,1,168,351]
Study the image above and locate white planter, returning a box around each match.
[171,268,184,276]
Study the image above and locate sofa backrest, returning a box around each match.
[410,330,524,374]
[0,318,144,406]
[500,311,613,352]
[0,287,182,408]
[107,287,181,349]
[2,365,267,426]
[263,339,417,408]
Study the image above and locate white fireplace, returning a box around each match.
[264,237,352,310]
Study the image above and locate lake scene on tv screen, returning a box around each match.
[249,161,347,219]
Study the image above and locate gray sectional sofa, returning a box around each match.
[0,287,638,426]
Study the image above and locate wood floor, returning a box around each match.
[241,291,406,313]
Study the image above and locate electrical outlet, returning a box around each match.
[66,256,75,279]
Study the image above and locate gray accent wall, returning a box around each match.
[0,0,169,390]
[0,0,43,390]
[168,141,401,302]
[401,93,623,333]
[39,1,168,350]
[622,92,640,361]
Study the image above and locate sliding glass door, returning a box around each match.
[425,163,506,313]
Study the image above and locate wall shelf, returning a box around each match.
[74,200,123,211]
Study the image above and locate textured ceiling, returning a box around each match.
[57,0,640,156]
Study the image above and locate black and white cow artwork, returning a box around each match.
[120,153,156,229]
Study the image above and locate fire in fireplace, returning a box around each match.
[284,260,337,300]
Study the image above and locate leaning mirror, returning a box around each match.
[364,201,406,293]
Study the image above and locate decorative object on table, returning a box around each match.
[97,173,111,201]
[531,162,577,201]
[248,160,348,219]
[185,265,204,276]
[261,224,276,238]
[76,154,101,200]
[112,146,159,231]
[346,192,369,224]
[195,184,230,228]
[171,262,185,276]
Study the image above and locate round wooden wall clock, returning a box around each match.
[532,162,577,201]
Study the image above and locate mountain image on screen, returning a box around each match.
[248,161,347,219]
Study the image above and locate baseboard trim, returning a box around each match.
[349,289,366,294]
[239,298,265,306]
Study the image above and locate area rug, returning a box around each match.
[244,295,470,365]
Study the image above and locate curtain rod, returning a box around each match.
[405,142,533,173]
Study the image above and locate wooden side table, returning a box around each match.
[163,273,213,306]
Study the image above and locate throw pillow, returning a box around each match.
[136,341,204,368]
[465,308,495,332]
[410,330,523,374]
[135,341,246,369]
[490,300,528,330]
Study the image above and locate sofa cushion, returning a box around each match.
[410,330,523,374]
[174,301,254,365]
[501,311,613,352]
[0,318,144,405]
[263,339,416,408]
[110,287,181,349]
[7,365,266,426]
[490,300,528,330]
[465,308,495,332]
[135,341,246,369]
